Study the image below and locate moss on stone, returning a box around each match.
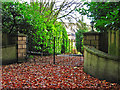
[83,45,120,61]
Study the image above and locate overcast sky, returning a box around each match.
[18,0,91,25]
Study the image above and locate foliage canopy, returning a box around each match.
[75,20,88,53]
[76,2,120,32]
[2,2,69,54]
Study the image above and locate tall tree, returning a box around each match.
[2,2,69,54]
[76,2,120,32]
[30,0,84,23]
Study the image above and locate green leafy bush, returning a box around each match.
[76,2,120,32]
[75,20,88,53]
[76,29,87,54]
[2,2,69,54]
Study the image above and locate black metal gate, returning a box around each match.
[26,36,83,66]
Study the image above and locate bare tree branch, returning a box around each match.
[31,0,84,25]
[55,1,83,20]
[51,0,66,19]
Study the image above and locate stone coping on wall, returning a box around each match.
[18,33,27,37]
[83,31,101,35]
[83,45,120,61]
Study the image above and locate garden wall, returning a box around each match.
[83,32,100,49]
[2,33,27,64]
[84,45,120,83]
[108,30,120,56]
[2,45,17,65]
[83,31,108,53]
[17,34,27,62]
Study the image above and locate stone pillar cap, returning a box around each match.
[83,31,101,35]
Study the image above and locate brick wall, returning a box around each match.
[83,32,100,49]
[2,33,27,64]
[83,31,108,53]
[17,34,27,61]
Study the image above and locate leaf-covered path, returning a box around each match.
[2,56,120,89]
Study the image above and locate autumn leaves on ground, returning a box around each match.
[2,56,120,89]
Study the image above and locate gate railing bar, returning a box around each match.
[53,37,55,64]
